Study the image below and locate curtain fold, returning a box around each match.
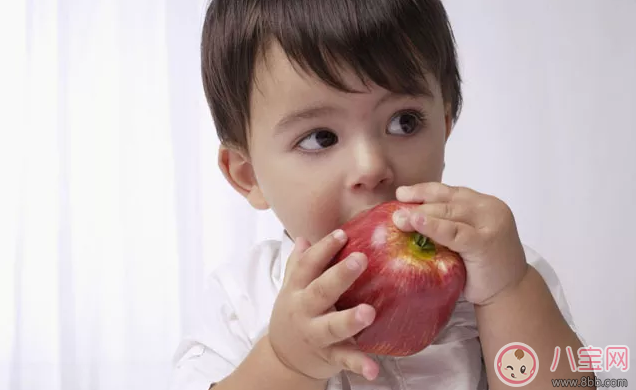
[0,0,277,389]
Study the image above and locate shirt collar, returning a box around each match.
[274,230,295,290]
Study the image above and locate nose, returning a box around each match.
[347,138,394,191]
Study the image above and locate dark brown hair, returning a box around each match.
[201,0,462,152]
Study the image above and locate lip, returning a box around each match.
[349,204,378,221]
[346,201,389,225]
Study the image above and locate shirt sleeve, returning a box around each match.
[525,245,617,383]
[168,274,252,390]
[524,245,582,338]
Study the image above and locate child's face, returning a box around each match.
[242,42,452,244]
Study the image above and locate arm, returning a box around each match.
[391,182,595,389]
[476,265,595,390]
[208,231,378,389]
[211,335,326,390]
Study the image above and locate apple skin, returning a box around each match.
[331,200,467,357]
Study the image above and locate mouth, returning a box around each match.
[511,373,516,379]
[348,204,379,222]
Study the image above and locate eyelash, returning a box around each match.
[292,109,427,152]
[393,109,426,134]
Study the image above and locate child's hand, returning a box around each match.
[267,230,380,382]
[392,182,529,306]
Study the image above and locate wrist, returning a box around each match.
[261,334,327,388]
[478,261,530,307]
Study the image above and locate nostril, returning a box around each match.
[353,178,388,190]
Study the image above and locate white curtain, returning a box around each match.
[0,0,283,389]
[1,1,634,390]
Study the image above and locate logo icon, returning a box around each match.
[494,342,539,387]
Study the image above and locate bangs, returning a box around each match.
[256,0,458,102]
[200,0,461,151]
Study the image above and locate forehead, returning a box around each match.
[248,41,442,131]
[251,42,370,110]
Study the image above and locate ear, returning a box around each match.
[444,103,453,141]
[218,144,270,210]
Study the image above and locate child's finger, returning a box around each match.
[397,182,473,204]
[303,252,367,315]
[307,303,375,347]
[409,213,476,253]
[282,237,311,287]
[288,229,348,289]
[414,202,474,225]
[392,208,416,232]
[327,345,379,381]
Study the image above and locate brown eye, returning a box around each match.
[387,111,424,135]
[298,130,338,150]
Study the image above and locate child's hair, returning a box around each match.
[201,0,462,152]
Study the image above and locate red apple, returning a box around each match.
[330,200,466,357]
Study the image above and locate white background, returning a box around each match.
[0,0,633,389]
[443,2,636,385]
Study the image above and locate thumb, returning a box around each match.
[282,237,311,286]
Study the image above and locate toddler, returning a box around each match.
[170,0,593,389]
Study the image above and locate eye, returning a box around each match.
[297,130,338,151]
[387,110,424,135]
[520,365,526,374]
[506,366,514,371]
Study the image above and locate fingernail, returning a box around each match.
[333,229,347,242]
[355,305,374,325]
[346,253,365,271]
[363,365,377,381]
[392,209,409,227]
[411,212,426,226]
[396,186,410,199]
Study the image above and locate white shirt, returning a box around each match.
[169,231,581,390]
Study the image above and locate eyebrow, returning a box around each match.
[274,90,432,133]
[275,105,340,133]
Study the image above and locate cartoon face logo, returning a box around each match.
[494,342,539,387]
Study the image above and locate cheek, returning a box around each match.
[281,196,343,244]
[265,171,344,242]
[391,138,445,182]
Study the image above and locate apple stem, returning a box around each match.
[414,233,428,249]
